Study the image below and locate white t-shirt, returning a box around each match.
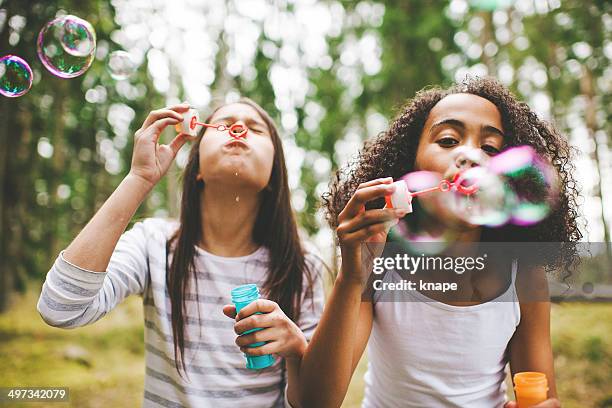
[362,260,520,407]
[38,218,325,408]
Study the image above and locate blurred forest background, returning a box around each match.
[0,0,610,407]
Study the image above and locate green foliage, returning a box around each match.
[0,0,609,307]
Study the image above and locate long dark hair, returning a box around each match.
[323,76,582,276]
[166,98,313,377]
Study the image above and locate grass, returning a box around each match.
[0,290,610,407]
[0,289,145,407]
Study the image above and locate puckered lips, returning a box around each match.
[223,138,249,151]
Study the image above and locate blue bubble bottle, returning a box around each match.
[231,284,275,370]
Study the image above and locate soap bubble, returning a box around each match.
[60,17,96,57]
[107,51,136,80]
[0,55,33,97]
[489,146,559,226]
[448,166,516,227]
[388,146,559,249]
[37,15,96,78]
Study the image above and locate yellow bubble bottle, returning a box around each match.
[513,372,548,407]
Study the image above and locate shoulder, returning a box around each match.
[132,217,180,242]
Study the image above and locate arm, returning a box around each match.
[37,104,192,328]
[296,178,408,407]
[505,266,559,408]
[64,104,190,271]
[296,284,373,408]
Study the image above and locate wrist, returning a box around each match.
[337,266,368,289]
[287,336,308,361]
[125,172,156,194]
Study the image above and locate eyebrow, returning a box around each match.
[212,115,267,128]
[430,118,504,139]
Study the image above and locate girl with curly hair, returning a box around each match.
[294,77,580,407]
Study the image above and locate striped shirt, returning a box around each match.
[37,218,325,408]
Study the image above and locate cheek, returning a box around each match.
[256,141,275,176]
[414,143,453,174]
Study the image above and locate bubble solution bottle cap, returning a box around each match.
[174,108,202,137]
[384,180,413,212]
[513,372,548,407]
[230,284,275,370]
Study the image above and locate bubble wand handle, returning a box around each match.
[385,172,479,212]
[175,108,248,139]
[409,173,479,198]
[192,119,248,139]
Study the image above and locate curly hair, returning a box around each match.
[322,76,582,276]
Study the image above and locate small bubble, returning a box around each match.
[235,196,240,203]
[107,50,136,80]
[0,55,33,97]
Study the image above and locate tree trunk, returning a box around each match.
[580,66,612,260]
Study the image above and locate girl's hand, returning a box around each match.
[336,177,409,285]
[129,103,193,188]
[504,398,561,408]
[222,299,307,360]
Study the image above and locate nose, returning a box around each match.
[453,147,483,171]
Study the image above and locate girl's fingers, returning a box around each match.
[356,177,394,190]
[234,312,274,335]
[235,299,277,321]
[341,183,396,220]
[144,117,181,144]
[240,341,279,356]
[167,132,190,156]
[531,399,561,408]
[222,305,237,319]
[141,104,189,130]
[340,221,394,244]
[340,208,407,234]
[235,327,281,347]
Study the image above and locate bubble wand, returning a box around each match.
[175,108,248,139]
[385,172,479,213]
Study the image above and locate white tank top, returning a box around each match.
[362,260,520,408]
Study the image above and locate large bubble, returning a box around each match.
[37,15,96,78]
[393,145,558,238]
[448,166,516,227]
[488,145,559,226]
[0,55,33,97]
[107,51,136,80]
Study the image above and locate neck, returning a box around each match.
[420,214,482,242]
[199,183,261,257]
